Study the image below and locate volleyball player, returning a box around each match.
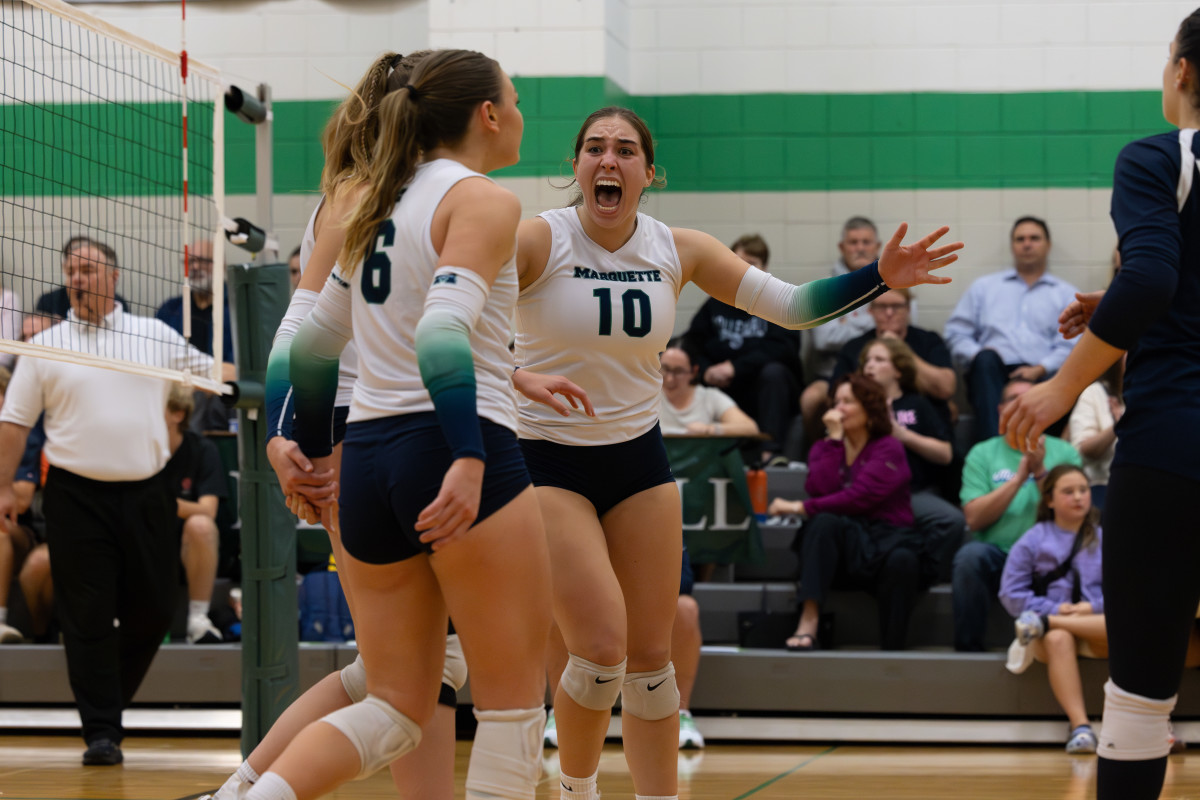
[1001,10,1200,797]
[512,106,962,800]
[241,49,550,800]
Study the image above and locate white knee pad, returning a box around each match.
[443,633,468,692]
[560,653,626,711]
[620,662,679,721]
[340,654,368,704]
[319,694,422,779]
[1098,679,1177,761]
[465,706,545,800]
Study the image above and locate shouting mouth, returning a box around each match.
[595,178,622,211]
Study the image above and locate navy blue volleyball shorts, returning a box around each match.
[519,423,675,518]
[338,412,530,564]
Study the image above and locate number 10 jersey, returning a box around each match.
[515,206,683,445]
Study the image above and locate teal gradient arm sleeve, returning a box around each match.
[290,275,353,458]
[735,261,887,330]
[415,267,491,462]
[265,287,319,441]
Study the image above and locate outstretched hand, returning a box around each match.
[877,223,963,289]
[1059,291,1105,340]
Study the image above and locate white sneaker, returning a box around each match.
[0,623,24,643]
[187,614,222,644]
[543,709,558,749]
[1015,610,1045,645]
[678,709,705,750]
[1006,637,1035,674]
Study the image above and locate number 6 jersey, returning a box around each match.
[515,206,683,445]
[328,158,520,433]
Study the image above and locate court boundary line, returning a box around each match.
[726,744,838,800]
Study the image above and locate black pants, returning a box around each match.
[1097,464,1200,799]
[44,466,179,745]
[726,361,800,454]
[794,513,922,650]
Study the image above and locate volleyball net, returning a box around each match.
[0,0,227,392]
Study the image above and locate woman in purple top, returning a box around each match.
[767,373,920,651]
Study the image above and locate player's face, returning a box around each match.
[491,72,523,169]
[833,382,868,434]
[869,290,909,334]
[838,227,880,271]
[1011,222,1050,270]
[572,116,655,230]
[861,344,898,389]
[1164,38,1183,127]
[1048,470,1092,528]
[63,244,117,320]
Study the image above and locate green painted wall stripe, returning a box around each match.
[1,101,215,196]
[5,79,1169,196]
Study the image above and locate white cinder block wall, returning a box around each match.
[56,0,1198,336]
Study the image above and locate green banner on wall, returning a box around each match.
[665,436,763,566]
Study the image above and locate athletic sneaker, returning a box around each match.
[187,614,223,644]
[0,623,24,643]
[543,709,558,749]
[679,709,705,750]
[1066,724,1098,754]
[1006,637,1035,675]
[1015,610,1045,645]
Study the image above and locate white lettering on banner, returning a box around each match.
[677,476,752,531]
[708,477,752,531]
[676,477,707,530]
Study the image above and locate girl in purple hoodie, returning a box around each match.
[1001,464,1106,753]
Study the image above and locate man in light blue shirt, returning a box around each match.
[944,216,1079,443]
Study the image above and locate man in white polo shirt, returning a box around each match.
[0,237,218,766]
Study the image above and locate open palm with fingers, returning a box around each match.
[878,223,964,289]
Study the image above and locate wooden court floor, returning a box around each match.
[3,733,1200,799]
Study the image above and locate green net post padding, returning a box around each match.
[226,261,298,757]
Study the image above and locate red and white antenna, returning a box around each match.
[180,0,191,345]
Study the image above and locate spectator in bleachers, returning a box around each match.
[951,379,1081,652]
[799,217,881,450]
[682,233,802,463]
[163,383,227,644]
[767,373,926,651]
[22,237,130,340]
[157,239,236,432]
[1067,357,1124,512]
[288,245,302,293]
[0,366,29,642]
[859,338,965,582]
[831,287,955,423]
[156,239,234,363]
[944,216,1079,444]
[659,337,760,438]
[999,464,1107,753]
[0,235,217,765]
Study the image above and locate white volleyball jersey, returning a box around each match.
[515,207,683,445]
[300,198,358,408]
[345,158,519,432]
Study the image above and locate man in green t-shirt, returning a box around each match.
[951,379,1081,651]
